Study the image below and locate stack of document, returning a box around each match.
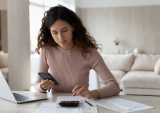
[34,96,98,113]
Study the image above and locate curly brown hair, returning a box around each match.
[35,4,102,59]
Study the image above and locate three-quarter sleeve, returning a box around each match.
[34,47,49,92]
[88,48,120,98]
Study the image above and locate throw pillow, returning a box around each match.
[131,54,160,71]
[101,53,134,71]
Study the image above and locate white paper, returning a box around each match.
[56,96,98,113]
[34,102,79,113]
[93,99,130,112]
[108,98,154,113]
[93,98,154,113]
[79,107,97,113]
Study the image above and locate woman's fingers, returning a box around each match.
[45,80,52,87]
[80,90,87,97]
[45,80,51,88]
[41,80,49,87]
[41,79,53,89]
[48,81,54,89]
[77,86,87,94]
[72,85,92,99]
[72,86,88,96]
[72,85,83,93]
[72,88,81,96]
[41,79,48,85]
[82,90,88,95]
[46,83,52,89]
[40,80,47,88]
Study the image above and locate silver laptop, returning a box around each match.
[0,71,50,104]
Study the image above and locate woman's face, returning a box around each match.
[50,19,74,50]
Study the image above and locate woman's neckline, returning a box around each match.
[58,45,77,52]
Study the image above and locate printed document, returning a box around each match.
[93,98,153,113]
[57,96,98,113]
[34,96,98,113]
[34,102,79,113]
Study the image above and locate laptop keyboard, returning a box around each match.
[13,93,30,101]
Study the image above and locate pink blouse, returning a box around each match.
[34,45,120,98]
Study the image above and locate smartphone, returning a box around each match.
[38,72,59,85]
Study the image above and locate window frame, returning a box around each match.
[29,0,51,12]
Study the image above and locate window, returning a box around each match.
[29,5,43,53]
[29,0,56,54]
[29,0,43,5]
[44,0,57,7]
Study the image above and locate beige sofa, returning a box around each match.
[99,53,160,96]
[0,51,8,82]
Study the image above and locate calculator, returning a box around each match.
[59,101,79,107]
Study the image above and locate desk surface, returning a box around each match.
[0,93,160,113]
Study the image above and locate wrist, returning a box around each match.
[40,84,47,91]
[90,90,100,98]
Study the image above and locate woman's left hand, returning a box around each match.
[72,85,92,99]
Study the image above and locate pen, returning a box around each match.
[85,100,94,107]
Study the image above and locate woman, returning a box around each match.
[34,5,120,99]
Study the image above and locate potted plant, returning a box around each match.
[113,38,120,53]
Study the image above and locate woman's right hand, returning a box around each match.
[40,79,54,90]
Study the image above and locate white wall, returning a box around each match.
[78,6,160,54]
[0,0,7,10]
[76,0,160,8]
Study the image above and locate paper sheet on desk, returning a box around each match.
[93,98,153,113]
[93,98,130,112]
[110,98,154,113]
[34,102,79,113]
[57,96,98,113]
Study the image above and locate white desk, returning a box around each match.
[0,93,160,113]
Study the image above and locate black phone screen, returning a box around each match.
[38,72,59,85]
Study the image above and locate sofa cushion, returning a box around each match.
[131,54,160,71]
[101,53,134,71]
[154,58,160,75]
[121,71,160,89]
[0,51,8,68]
[99,70,126,84]
[0,67,8,80]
